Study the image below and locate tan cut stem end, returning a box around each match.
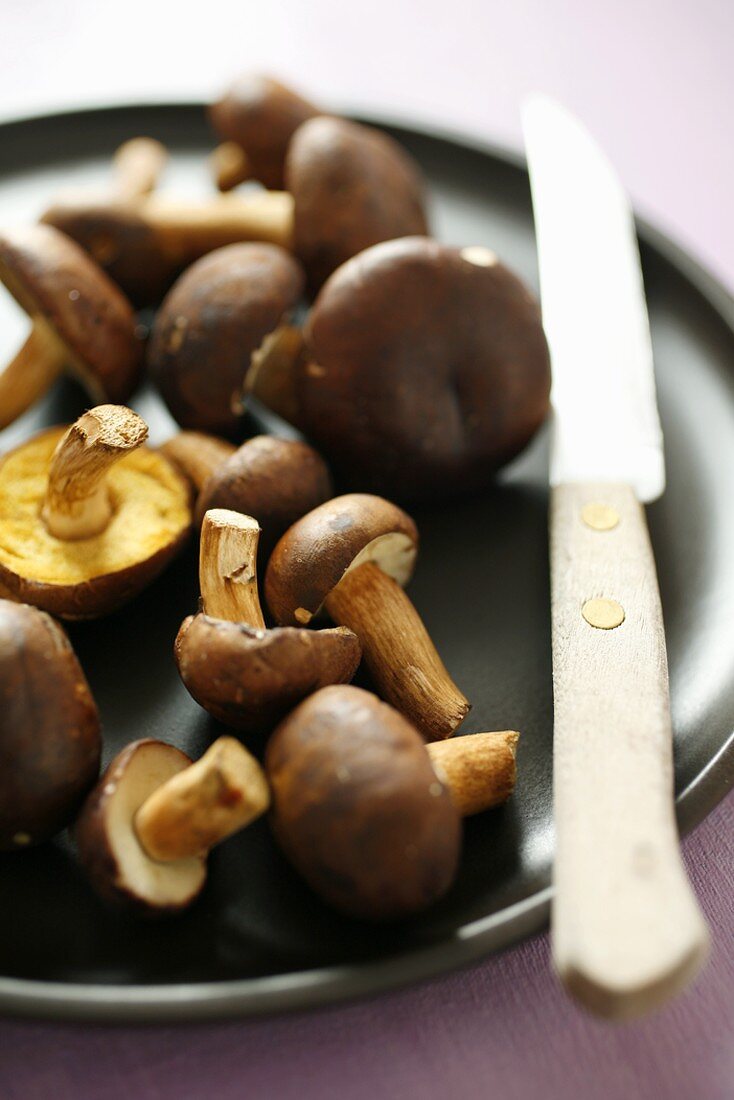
[200,508,266,627]
[134,736,270,861]
[428,730,519,816]
[41,404,148,540]
[211,141,252,192]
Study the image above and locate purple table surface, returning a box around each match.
[1,1,733,1097]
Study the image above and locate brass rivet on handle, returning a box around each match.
[582,597,625,630]
[581,503,620,531]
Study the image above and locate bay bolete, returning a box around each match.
[266,685,519,920]
[0,600,101,850]
[148,243,305,436]
[176,510,360,734]
[0,404,191,619]
[264,494,467,741]
[278,235,552,500]
[76,735,269,914]
[0,225,142,430]
[209,74,320,190]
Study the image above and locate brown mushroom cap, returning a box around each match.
[0,224,142,402]
[0,600,101,850]
[75,739,206,914]
[286,117,429,289]
[209,74,320,190]
[266,684,461,920]
[265,493,417,626]
[148,243,305,436]
[195,435,333,556]
[0,426,191,619]
[298,236,552,500]
[175,615,360,734]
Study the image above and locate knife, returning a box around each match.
[522,97,710,1019]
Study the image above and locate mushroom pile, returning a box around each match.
[0,72,546,923]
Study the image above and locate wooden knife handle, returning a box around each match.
[550,482,709,1019]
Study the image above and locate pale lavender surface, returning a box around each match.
[0,2,733,1097]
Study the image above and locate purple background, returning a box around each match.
[1,1,733,1097]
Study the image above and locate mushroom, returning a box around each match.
[0,600,101,851]
[270,236,552,500]
[209,74,320,191]
[147,243,305,436]
[0,404,191,619]
[158,431,237,494]
[76,735,269,914]
[0,225,142,430]
[176,510,360,734]
[54,137,168,205]
[265,494,467,741]
[266,685,519,920]
[42,115,428,302]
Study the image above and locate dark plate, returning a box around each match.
[0,104,732,1023]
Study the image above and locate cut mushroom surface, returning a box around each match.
[0,406,191,618]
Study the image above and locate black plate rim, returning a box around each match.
[0,101,732,1024]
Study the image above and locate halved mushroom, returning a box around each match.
[265,494,466,741]
[263,236,552,501]
[176,510,360,734]
[0,404,191,619]
[266,685,519,920]
[0,225,142,430]
[209,74,320,191]
[42,116,428,302]
[148,243,305,436]
[0,600,101,850]
[76,736,269,914]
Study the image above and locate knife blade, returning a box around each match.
[522,95,709,1019]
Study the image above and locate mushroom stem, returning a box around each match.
[200,509,266,627]
[427,731,519,815]
[211,141,251,192]
[134,736,270,861]
[0,320,67,430]
[146,191,294,257]
[324,561,470,741]
[245,323,305,426]
[159,432,237,494]
[111,137,168,200]
[41,404,148,541]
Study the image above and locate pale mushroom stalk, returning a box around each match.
[211,141,251,193]
[0,320,68,430]
[427,730,519,816]
[146,191,294,257]
[134,736,270,862]
[324,561,470,742]
[159,432,237,494]
[199,509,265,627]
[42,405,148,540]
[111,137,168,200]
[244,323,306,427]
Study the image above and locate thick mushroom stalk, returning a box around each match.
[0,320,67,430]
[134,736,270,862]
[427,730,519,815]
[158,432,237,496]
[199,509,265,627]
[111,137,168,200]
[42,405,148,541]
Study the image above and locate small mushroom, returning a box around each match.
[176,510,360,734]
[266,685,519,920]
[0,404,191,619]
[209,74,320,190]
[148,243,305,436]
[76,735,269,914]
[0,225,142,430]
[276,236,552,500]
[264,494,468,741]
[0,600,101,851]
[42,116,428,302]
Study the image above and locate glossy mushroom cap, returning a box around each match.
[0,224,142,402]
[265,494,418,626]
[76,740,206,914]
[209,74,320,189]
[266,685,461,920]
[0,423,191,619]
[299,236,552,500]
[148,243,305,436]
[0,600,101,850]
[195,435,333,557]
[286,117,429,289]
[175,616,360,734]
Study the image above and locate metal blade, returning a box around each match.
[522,96,665,502]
